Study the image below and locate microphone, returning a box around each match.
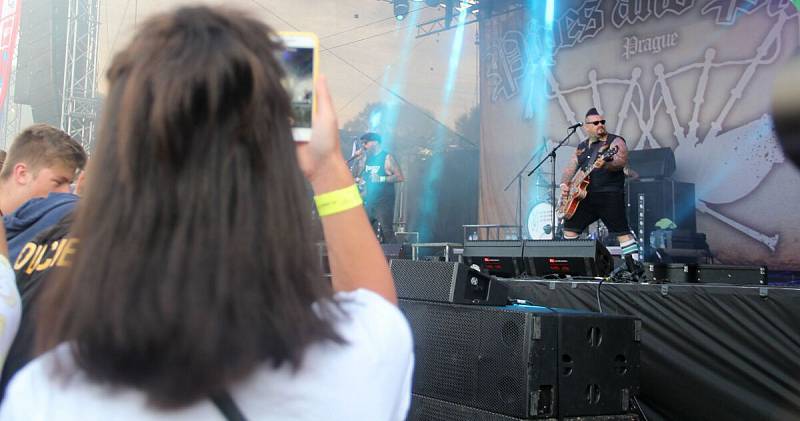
[567,122,583,130]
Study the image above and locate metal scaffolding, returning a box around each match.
[1,66,22,150]
[415,0,523,39]
[60,0,101,151]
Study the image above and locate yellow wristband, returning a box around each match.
[314,184,363,217]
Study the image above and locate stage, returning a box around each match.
[501,278,800,421]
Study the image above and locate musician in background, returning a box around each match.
[560,108,643,272]
[352,132,404,243]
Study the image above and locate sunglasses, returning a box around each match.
[587,120,606,126]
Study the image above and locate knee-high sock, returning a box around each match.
[620,238,640,261]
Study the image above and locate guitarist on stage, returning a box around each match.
[559,107,643,275]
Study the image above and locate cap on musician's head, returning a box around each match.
[360,132,382,143]
[585,107,600,118]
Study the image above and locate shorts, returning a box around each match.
[562,191,630,235]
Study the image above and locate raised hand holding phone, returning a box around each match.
[296,75,397,305]
[279,32,318,142]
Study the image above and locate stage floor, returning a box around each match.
[502,279,800,421]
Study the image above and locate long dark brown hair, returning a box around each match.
[37,6,342,408]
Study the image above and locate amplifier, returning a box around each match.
[462,241,525,277]
[628,147,676,179]
[390,259,509,305]
[523,240,613,277]
[626,179,696,258]
[695,264,768,285]
[400,300,641,418]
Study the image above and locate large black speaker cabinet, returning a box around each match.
[406,394,641,421]
[408,394,528,421]
[14,0,69,125]
[626,179,696,251]
[390,259,509,305]
[523,240,613,277]
[400,300,641,419]
[627,147,676,179]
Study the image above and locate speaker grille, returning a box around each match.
[390,259,460,302]
[400,300,544,417]
[408,394,527,421]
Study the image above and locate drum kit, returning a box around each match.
[526,195,610,242]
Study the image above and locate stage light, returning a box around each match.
[394,0,410,20]
[417,6,469,240]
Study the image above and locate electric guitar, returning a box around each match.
[557,145,619,221]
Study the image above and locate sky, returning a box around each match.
[97,0,480,131]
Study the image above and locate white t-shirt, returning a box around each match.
[0,255,21,375]
[0,289,414,421]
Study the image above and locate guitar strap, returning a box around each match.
[578,135,614,172]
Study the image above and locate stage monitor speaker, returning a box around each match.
[462,241,524,277]
[390,259,509,305]
[628,147,676,179]
[523,240,613,277]
[400,300,641,418]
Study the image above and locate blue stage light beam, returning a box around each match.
[523,0,556,222]
[416,5,469,241]
[361,8,419,208]
[371,9,420,149]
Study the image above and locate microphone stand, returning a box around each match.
[527,126,580,239]
[347,137,365,165]
[346,149,364,165]
[503,139,548,240]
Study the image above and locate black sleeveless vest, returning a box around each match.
[575,134,625,193]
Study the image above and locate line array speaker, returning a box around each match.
[400,300,640,418]
[407,394,641,421]
[15,0,69,125]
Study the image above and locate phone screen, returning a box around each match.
[281,45,314,138]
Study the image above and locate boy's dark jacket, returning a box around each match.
[0,213,75,401]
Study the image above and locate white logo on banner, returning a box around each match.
[484,0,799,253]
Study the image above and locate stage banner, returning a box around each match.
[479,0,800,270]
[0,0,20,109]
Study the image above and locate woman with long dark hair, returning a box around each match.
[0,6,412,420]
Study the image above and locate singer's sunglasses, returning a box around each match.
[586,120,606,126]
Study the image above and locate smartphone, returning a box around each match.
[279,32,318,141]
